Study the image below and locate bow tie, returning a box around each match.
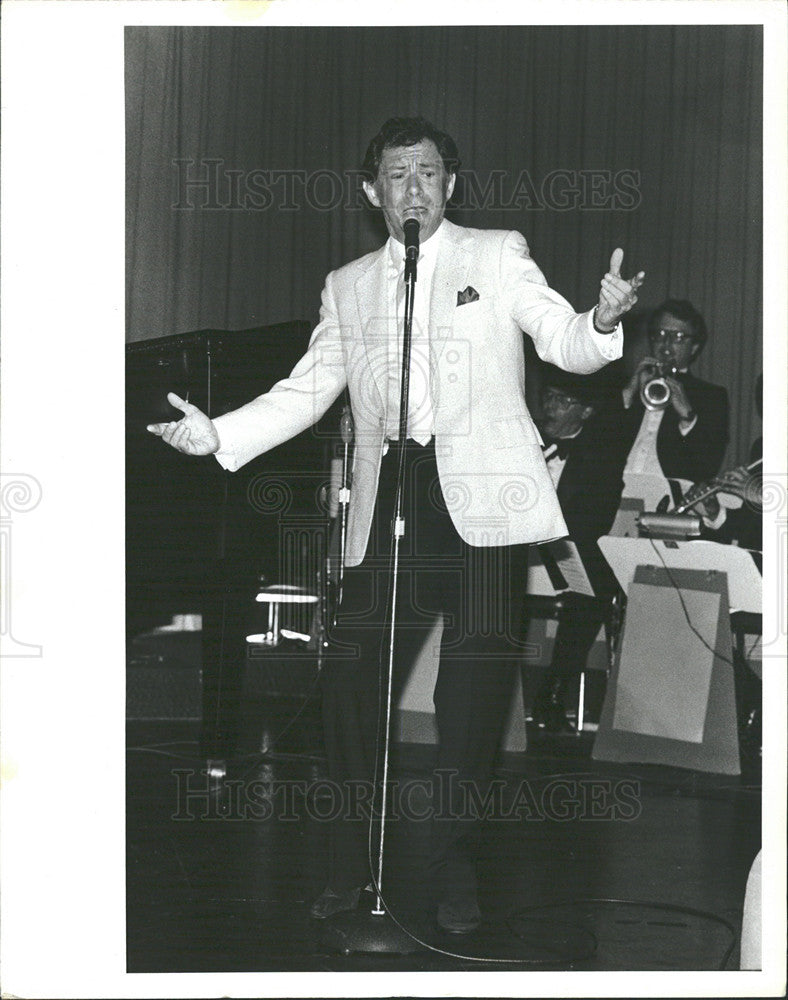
[542,437,574,461]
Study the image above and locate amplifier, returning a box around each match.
[126,628,202,720]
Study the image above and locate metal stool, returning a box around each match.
[246,584,319,647]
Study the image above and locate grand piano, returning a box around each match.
[126,322,342,759]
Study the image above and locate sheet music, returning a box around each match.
[598,536,763,614]
[527,541,595,597]
[544,539,595,597]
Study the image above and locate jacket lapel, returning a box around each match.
[354,246,391,412]
[352,221,474,414]
[556,445,581,505]
[430,220,474,363]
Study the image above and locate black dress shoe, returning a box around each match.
[436,892,481,934]
[309,883,373,919]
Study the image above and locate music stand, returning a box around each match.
[598,538,762,614]
[592,537,762,775]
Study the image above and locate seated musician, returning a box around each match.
[684,374,763,552]
[680,376,763,748]
[530,367,628,731]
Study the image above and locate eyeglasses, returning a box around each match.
[542,388,582,409]
[651,329,695,346]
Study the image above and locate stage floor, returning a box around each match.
[126,701,761,973]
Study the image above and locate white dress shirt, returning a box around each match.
[622,376,725,528]
[622,372,697,476]
[384,220,443,444]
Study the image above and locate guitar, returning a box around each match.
[673,457,763,514]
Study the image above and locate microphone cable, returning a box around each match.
[642,537,762,762]
[645,536,740,671]
[359,464,596,965]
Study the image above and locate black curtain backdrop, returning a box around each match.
[126,25,762,466]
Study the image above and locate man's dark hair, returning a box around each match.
[541,365,610,410]
[648,298,708,350]
[361,117,461,181]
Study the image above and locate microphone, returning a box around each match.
[339,404,354,445]
[403,218,420,279]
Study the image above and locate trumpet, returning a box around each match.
[640,361,679,411]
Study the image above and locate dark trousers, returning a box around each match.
[320,439,528,900]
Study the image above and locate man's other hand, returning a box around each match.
[596,248,645,331]
[622,355,659,408]
[146,392,220,456]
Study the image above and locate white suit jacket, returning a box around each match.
[214,219,621,566]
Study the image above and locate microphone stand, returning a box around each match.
[372,235,416,913]
[319,406,353,670]
[334,405,353,626]
[321,223,421,955]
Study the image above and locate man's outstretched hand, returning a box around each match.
[147,392,220,456]
[596,248,645,331]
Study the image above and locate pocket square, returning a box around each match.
[456,286,480,306]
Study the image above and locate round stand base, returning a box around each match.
[319,908,423,955]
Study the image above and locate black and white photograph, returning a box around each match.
[1,2,786,998]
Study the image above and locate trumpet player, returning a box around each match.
[620,298,729,483]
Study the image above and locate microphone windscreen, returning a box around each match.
[340,406,354,444]
[404,217,420,254]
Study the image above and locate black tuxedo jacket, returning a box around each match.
[620,372,729,482]
[550,410,629,595]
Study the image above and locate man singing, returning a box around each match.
[148,117,644,934]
